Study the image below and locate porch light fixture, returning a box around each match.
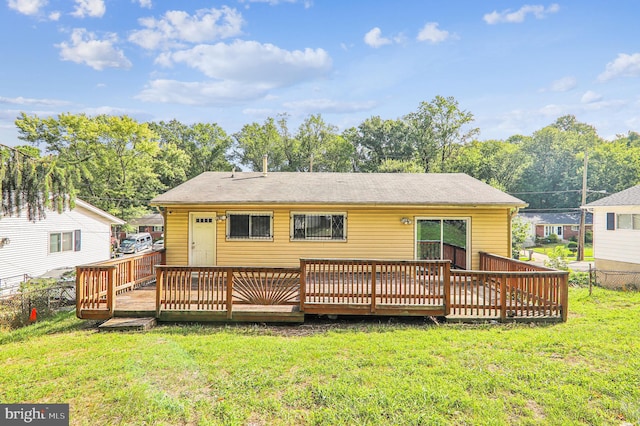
[0,237,10,248]
[400,217,412,225]
[216,215,227,221]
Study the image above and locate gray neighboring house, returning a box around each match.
[583,184,640,288]
[519,212,593,246]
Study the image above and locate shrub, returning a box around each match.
[567,241,578,254]
[569,235,578,242]
[545,246,568,270]
[547,234,559,244]
[569,271,590,287]
[585,230,593,243]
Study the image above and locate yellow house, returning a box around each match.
[151,171,526,270]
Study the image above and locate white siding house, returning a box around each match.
[0,199,124,291]
[583,184,640,288]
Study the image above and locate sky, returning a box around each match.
[1,0,640,146]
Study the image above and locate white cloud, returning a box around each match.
[597,53,640,81]
[71,0,106,18]
[416,22,451,44]
[0,96,70,106]
[364,27,391,48]
[483,4,560,24]
[129,7,244,50]
[48,10,60,20]
[282,98,377,113]
[135,0,152,8]
[546,76,577,92]
[56,28,132,70]
[135,79,272,105]
[7,0,47,15]
[581,90,602,104]
[238,0,313,8]
[158,40,331,86]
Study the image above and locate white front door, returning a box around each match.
[189,213,216,265]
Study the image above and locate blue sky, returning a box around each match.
[1,0,639,145]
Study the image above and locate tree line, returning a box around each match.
[1,95,639,221]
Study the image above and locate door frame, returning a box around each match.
[188,212,217,266]
[414,216,471,268]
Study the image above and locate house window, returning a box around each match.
[227,212,273,240]
[49,230,81,253]
[571,225,580,232]
[606,213,615,230]
[291,213,346,241]
[616,214,640,230]
[544,225,563,237]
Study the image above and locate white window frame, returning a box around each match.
[616,213,640,230]
[571,225,580,232]
[226,211,273,241]
[49,231,75,254]
[290,212,347,242]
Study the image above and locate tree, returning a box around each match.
[295,114,353,172]
[16,112,162,220]
[149,120,233,182]
[511,215,530,258]
[404,96,479,172]
[0,144,74,220]
[233,118,287,171]
[344,116,412,172]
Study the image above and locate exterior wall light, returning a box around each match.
[216,215,227,221]
[0,237,10,248]
[400,217,412,225]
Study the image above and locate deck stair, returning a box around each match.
[98,317,156,331]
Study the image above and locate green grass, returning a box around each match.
[2,288,640,425]
[531,244,594,261]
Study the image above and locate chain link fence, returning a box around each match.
[0,283,76,329]
[594,269,640,291]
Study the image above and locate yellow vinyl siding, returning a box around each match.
[162,204,510,269]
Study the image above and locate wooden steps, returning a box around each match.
[99,317,156,331]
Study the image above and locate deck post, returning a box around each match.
[226,268,234,319]
[443,261,451,316]
[561,272,569,322]
[500,274,507,321]
[107,267,115,314]
[299,259,306,312]
[75,269,84,317]
[155,266,163,317]
[127,257,135,289]
[371,261,377,313]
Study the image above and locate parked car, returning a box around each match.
[152,239,164,251]
[118,233,152,254]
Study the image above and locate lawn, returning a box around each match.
[531,243,594,261]
[1,287,639,425]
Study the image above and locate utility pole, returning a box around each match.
[577,149,588,261]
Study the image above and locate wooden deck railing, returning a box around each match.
[77,252,568,322]
[300,259,450,316]
[447,252,569,321]
[76,251,163,319]
[155,266,301,318]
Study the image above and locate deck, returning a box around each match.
[76,253,568,324]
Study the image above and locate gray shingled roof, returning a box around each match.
[519,212,593,225]
[151,172,526,207]
[584,185,640,207]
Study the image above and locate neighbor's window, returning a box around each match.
[616,214,640,230]
[571,225,580,232]
[49,230,81,253]
[227,212,273,240]
[291,213,346,241]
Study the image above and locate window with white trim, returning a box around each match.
[226,212,273,240]
[49,230,81,253]
[571,225,580,232]
[616,214,640,230]
[291,213,346,241]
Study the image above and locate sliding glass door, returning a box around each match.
[416,218,469,269]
